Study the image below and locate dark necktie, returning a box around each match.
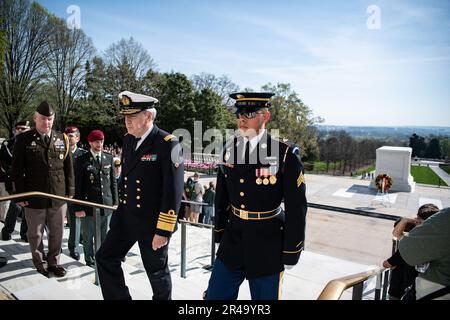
[133,137,141,153]
[96,155,101,165]
[43,134,50,145]
[243,141,250,164]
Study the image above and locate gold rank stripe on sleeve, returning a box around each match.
[164,134,176,141]
[158,213,177,223]
[296,241,303,248]
[157,210,177,232]
[283,247,304,254]
[214,229,225,233]
[157,221,176,232]
[158,216,177,224]
[159,210,177,218]
[297,173,305,187]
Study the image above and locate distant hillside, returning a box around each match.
[317,125,450,140]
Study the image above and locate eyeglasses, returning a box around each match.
[235,111,265,119]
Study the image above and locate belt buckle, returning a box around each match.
[239,209,249,220]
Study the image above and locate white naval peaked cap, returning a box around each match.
[118,91,159,115]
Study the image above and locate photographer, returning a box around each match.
[382,203,440,299]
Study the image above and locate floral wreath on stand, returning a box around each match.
[375,173,393,193]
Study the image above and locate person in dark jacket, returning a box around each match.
[1,121,30,241]
[11,102,75,278]
[205,92,307,300]
[74,130,117,267]
[203,181,215,225]
[65,126,87,260]
[383,203,440,299]
[95,91,184,300]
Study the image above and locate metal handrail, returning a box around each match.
[317,267,388,300]
[0,191,117,285]
[0,191,117,211]
[178,200,215,278]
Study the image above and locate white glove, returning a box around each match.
[285,265,294,270]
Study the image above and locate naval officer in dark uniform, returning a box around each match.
[74,129,117,267]
[206,92,308,300]
[95,91,184,300]
[11,102,75,277]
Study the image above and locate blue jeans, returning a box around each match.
[203,206,214,225]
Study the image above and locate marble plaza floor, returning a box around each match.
[1,173,449,300]
[0,219,374,300]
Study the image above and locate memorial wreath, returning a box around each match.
[375,173,393,192]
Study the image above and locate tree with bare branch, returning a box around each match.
[104,37,156,94]
[0,0,54,137]
[45,17,95,130]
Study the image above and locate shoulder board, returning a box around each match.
[103,151,113,156]
[164,134,177,142]
[279,138,292,146]
[277,138,301,157]
[278,138,297,149]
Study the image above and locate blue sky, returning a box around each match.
[38,0,450,127]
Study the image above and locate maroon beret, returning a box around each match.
[87,130,104,142]
[65,126,79,134]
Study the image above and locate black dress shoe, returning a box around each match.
[37,268,49,278]
[1,233,11,241]
[0,256,7,268]
[48,265,67,277]
[70,251,80,261]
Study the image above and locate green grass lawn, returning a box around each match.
[304,161,343,172]
[411,166,448,186]
[440,165,450,175]
[354,166,375,176]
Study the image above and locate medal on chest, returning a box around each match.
[54,138,65,151]
[255,166,278,185]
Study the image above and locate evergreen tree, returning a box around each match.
[424,137,441,159]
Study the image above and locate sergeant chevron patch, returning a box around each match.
[297,173,305,187]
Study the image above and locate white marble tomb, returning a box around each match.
[370,146,415,192]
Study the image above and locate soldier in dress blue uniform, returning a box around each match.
[95,91,184,300]
[65,126,87,260]
[205,92,308,300]
[74,130,117,267]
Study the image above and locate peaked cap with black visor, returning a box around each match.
[118,91,159,115]
[229,92,275,117]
